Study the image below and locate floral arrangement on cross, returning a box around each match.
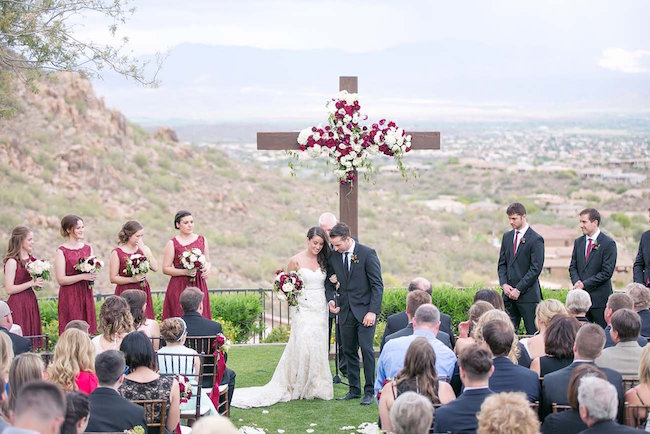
[294,91,412,185]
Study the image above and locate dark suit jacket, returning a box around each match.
[380,310,453,350]
[383,323,452,351]
[433,387,493,434]
[634,230,650,287]
[541,361,623,421]
[541,409,587,434]
[498,227,545,303]
[86,387,147,433]
[604,325,647,349]
[489,356,540,402]
[638,309,650,338]
[182,311,222,337]
[0,327,31,355]
[569,232,617,308]
[325,242,383,324]
[578,419,644,433]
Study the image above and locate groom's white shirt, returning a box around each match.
[343,239,356,270]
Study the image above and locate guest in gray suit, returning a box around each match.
[596,309,644,375]
[626,283,650,337]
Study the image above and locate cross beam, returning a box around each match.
[257,76,440,238]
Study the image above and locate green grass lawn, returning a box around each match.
[228,345,380,433]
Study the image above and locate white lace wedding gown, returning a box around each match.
[231,268,334,408]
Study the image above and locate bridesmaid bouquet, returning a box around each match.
[273,270,303,307]
[74,256,104,289]
[177,374,193,403]
[123,253,150,288]
[179,248,206,283]
[26,259,52,289]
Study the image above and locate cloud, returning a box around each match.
[598,48,650,73]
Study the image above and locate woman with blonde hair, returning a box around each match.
[8,352,44,410]
[454,301,494,356]
[519,299,567,360]
[47,328,97,394]
[625,345,650,425]
[3,226,43,337]
[477,392,540,434]
[0,333,14,385]
[472,309,521,363]
[378,337,455,432]
[91,295,133,354]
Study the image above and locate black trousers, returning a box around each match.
[339,312,376,395]
[504,299,538,334]
[587,307,607,328]
[329,316,347,374]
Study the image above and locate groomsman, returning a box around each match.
[569,208,617,328]
[497,202,545,334]
[633,206,650,287]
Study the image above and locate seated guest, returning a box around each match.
[180,287,235,403]
[0,301,30,355]
[61,392,89,434]
[433,345,494,434]
[624,345,650,426]
[389,391,434,434]
[0,376,8,432]
[64,320,90,334]
[121,289,161,350]
[578,376,641,433]
[375,304,457,397]
[597,308,644,375]
[119,331,180,434]
[158,317,201,376]
[566,288,592,324]
[482,320,540,402]
[530,315,579,377]
[455,301,494,356]
[383,290,452,350]
[474,288,505,311]
[472,309,530,368]
[519,299,567,361]
[541,364,606,434]
[0,333,13,390]
[541,324,624,420]
[381,277,454,350]
[378,338,456,432]
[604,293,647,348]
[5,381,65,434]
[477,392,540,434]
[92,295,133,354]
[191,415,239,434]
[8,353,45,411]
[86,350,147,433]
[47,329,98,394]
[626,282,650,337]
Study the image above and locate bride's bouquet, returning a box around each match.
[179,248,206,283]
[26,259,52,289]
[273,269,303,307]
[74,256,104,289]
[123,253,150,288]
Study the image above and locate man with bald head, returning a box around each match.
[381,277,453,349]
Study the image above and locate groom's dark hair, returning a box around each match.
[329,223,351,239]
[506,202,526,216]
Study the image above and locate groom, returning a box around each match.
[326,223,384,405]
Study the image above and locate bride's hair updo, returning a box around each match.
[307,227,330,271]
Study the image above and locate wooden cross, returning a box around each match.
[257,76,440,238]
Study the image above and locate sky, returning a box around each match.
[73,0,650,123]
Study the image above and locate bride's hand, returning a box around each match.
[328,300,340,314]
[329,274,338,284]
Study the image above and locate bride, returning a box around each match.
[231,227,334,408]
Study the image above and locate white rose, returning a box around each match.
[189,254,197,263]
[282,282,295,293]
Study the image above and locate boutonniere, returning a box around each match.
[351,254,359,264]
[593,241,600,251]
[520,237,526,245]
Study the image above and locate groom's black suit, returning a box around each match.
[326,240,383,397]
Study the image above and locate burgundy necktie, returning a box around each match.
[513,231,519,255]
[585,238,593,261]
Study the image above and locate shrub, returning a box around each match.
[263,325,290,343]
[210,293,264,344]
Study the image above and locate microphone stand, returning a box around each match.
[332,289,348,386]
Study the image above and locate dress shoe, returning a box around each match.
[337,392,361,401]
[360,393,373,405]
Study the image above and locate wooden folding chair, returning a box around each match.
[157,352,205,423]
[24,334,50,352]
[622,375,640,393]
[624,402,650,429]
[552,403,572,413]
[217,384,229,417]
[40,351,54,368]
[133,398,167,434]
[184,335,219,388]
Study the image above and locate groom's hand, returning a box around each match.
[362,312,376,327]
[328,300,340,314]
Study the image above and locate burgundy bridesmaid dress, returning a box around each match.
[113,247,155,319]
[57,245,97,335]
[6,255,43,337]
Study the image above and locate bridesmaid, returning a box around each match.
[54,215,98,335]
[161,210,211,320]
[109,221,159,319]
[2,227,43,337]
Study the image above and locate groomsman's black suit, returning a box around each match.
[182,310,236,404]
[86,387,147,433]
[326,241,383,398]
[497,227,545,334]
[569,232,617,328]
[433,388,493,434]
[634,229,650,287]
[380,310,453,351]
